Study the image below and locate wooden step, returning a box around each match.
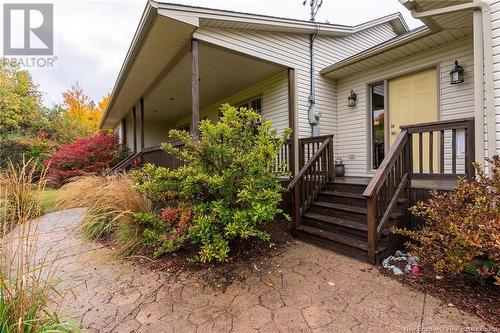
[325,182,366,195]
[302,212,391,237]
[317,191,366,207]
[310,201,367,221]
[295,225,390,262]
[310,201,405,221]
[303,212,367,232]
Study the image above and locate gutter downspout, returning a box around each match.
[409,1,496,169]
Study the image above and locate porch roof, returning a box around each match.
[321,0,474,79]
[101,1,409,128]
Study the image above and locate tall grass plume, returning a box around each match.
[57,174,152,255]
[0,158,77,332]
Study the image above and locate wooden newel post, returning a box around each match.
[366,197,377,264]
[292,186,301,232]
[328,136,334,180]
[466,119,475,179]
[132,106,137,154]
[121,118,126,147]
[140,98,145,150]
[191,39,200,140]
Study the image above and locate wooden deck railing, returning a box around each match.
[141,139,185,170]
[288,135,334,229]
[108,151,141,174]
[275,139,294,174]
[363,118,475,263]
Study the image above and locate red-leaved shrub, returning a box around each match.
[46,132,122,186]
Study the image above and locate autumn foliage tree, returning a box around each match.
[48,84,108,143]
[46,132,123,186]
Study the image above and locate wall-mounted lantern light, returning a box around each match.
[347,90,357,107]
[450,60,464,85]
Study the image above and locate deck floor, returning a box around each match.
[334,176,458,191]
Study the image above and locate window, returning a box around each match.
[237,97,262,114]
[371,83,385,169]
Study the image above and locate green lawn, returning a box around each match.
[40,189,60,214]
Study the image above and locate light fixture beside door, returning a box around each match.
[347,90,357,107]
[450,60,465,85]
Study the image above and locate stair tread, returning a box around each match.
[311,201,405,219]
[312,201,367,214]
[303,212,367,231]
[320,191,366,199]
[297,225,387,253]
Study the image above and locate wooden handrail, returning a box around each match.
[288,135,334,230]
[363,130,408,198]
[288,137,332,189]
[109,151,142,174]
[364,118,475,264]
[400,117,475,132]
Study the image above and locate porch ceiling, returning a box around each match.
[143,43,285,122]
[102,12,197,128]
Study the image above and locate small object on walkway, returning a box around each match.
[382,251,420,276]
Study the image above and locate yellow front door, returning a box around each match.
[389,68,438,172]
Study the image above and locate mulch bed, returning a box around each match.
[127,218,294,290]
[379,263,500,327]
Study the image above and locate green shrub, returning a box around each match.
[393,157,500,283]
[133,104,291,262]
[0,136,56,171]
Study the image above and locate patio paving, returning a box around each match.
[37,209,494,332]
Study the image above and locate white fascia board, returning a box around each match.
[155,2,407,36]
[101,1,157,128]
[320,26,431,75]
[157,9,200,27]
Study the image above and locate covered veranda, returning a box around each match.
[101,11,297,171]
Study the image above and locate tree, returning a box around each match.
[0,61,45,137]
[48,85,108,143]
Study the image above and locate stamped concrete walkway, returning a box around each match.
[38,209,493,333]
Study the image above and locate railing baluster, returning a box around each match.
[429,131,433,174]
[440,130,445,174]
[419,132,423,173]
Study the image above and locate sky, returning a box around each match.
[1,0,423,107]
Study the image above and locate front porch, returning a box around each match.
[113,117,475,264]
[105,36,296,163]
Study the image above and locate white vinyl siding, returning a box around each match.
[335,37,474,177]
[490,0,500,152]
[194,23,398,138]
[144,121,172,147]
[175,71,290,134]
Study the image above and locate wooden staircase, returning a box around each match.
[295,178,407,263]
[289,118,475,264]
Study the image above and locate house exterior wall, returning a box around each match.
[335,37,474,177]
[490,0,500,153]
[193,23,398,139]
[174,71,289,134]
[144,121,173,147]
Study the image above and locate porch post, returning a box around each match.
[121,118,127,147]
[132,106,137,154]
[191,39,200,140]
[140,97,145,150]
[288,68,298,175]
